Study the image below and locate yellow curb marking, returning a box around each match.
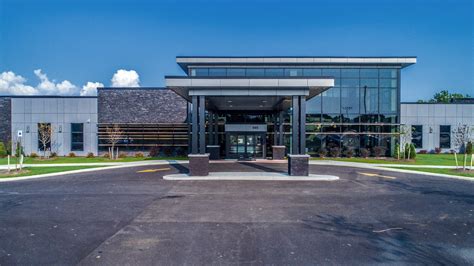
[137,168,171,173]
[358,172,396,179]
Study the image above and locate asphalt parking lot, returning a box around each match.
[0,161,473,265]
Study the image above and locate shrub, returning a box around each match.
[434,147,442,154]
[418,150,428,154]
[373,146,386,157]
[86,152,95,158]
[360,148,370,158]
[318,148,328,158]
[118,152,127,158]
[393,143,400,159]
[467,141,473,155]
[343,148,354,158]
[68,152,76,158]
[15,142,23,157]
[6,140,12,156]
[329,147,341,157]
[102,152,110,158]
[50,152,58,157]
[409,144,416,159]
[135,152,144,158]
[149,146,160,157]
[0,142,6,157]
[163,147,173,157]
[30,152,39,158]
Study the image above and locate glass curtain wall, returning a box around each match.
[190,66,400,157]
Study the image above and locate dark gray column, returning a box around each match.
[191,96,198,154]
[199,96,206,154]
[208,111,213,145]
[299,96,306,154]
[213,113,218,145]
[278,111,284,146]
[273,113,278,145]
[292,96,299,154]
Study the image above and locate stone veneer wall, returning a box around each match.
[0,97,11,145]
[98,88,187,124]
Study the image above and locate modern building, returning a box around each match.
[401,100,474,152]
[3,55,469,174]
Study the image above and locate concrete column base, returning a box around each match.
[288,154,310,176]
[206,145,220,160]
[272,145,286,160]
[188,154,210,176]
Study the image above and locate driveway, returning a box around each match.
[0,162,473,265]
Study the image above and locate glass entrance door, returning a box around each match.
[227,133,265,159]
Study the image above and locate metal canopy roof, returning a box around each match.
[176,56,417,72]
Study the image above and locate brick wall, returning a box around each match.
[98,88,187,124]
[0,97,11,145]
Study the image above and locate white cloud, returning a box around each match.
[34,69,79,95]
[111,69,140,87]
[0,68,141,96]
[0,71,38,95]
[80,81,104,96]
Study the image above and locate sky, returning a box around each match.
[0,0,473,100]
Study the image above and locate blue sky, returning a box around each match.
[0,0,472,100]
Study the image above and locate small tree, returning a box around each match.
[38,123,53,159]
[399,124,412,160]
[452,124,473,170]
[0,142,6,157]
[409,144,416,160]
[105,124,123,160]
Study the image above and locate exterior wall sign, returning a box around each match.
[225,124,267,132]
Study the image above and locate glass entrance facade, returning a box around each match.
[192,66,400,157]
[227,133,265,159]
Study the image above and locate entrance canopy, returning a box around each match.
[165,76,334,111]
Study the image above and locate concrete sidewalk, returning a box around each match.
[310,160,465,169]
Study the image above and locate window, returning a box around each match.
[412,125,423,148]
[265,68,284,77]
[246,68,265,77]
[380,88,397,113]
[341,69,359,78]
[341,88,359,114]
[379,69,397,78]
[284,68,302,77]
[227,68,245,76]
[208,68,226,76]
[380,79,397,88]
[194,68,209,76]
[360,87,378,113]
[440,125,451,148]
[341,79,359,87]
[303,68,322,77]
[322,87,340,114]
[360,78,378,87]
[360,69,378,78]
[71,123,84,151]
[38,123,52,151]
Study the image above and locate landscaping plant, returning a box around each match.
[393,143,400,160]
[373,146,386,158]
[86,152,95,158]
[318,148,328,158]
[452,124,473,170]
[360,148,370,158]
[409,144,417,160]
[0,142,7,157]
[329,147,341,157]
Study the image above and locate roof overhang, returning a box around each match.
[165,77,334,103]
[176,56,417,72]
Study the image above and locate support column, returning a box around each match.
[288,96,309,176]
[299,96,306,154]
[291,96,299,155]
[278,111,284,146]
[191,96,198,154]
[213,114,218,145]
[189,95,209,176]
[272,111,285,160]
[199,96,205,154]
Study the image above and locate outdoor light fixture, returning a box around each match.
[429,127,433,133]
[59,125,62,133]
[26,126,30,133]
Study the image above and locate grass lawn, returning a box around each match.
[0,165,108,178]
[388,167,474,178]
[0,156,188,165]
[311,153,473,166]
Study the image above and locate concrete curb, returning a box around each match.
[164,172,339,181]
[310,161,473,182]
[0,161,177,183]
